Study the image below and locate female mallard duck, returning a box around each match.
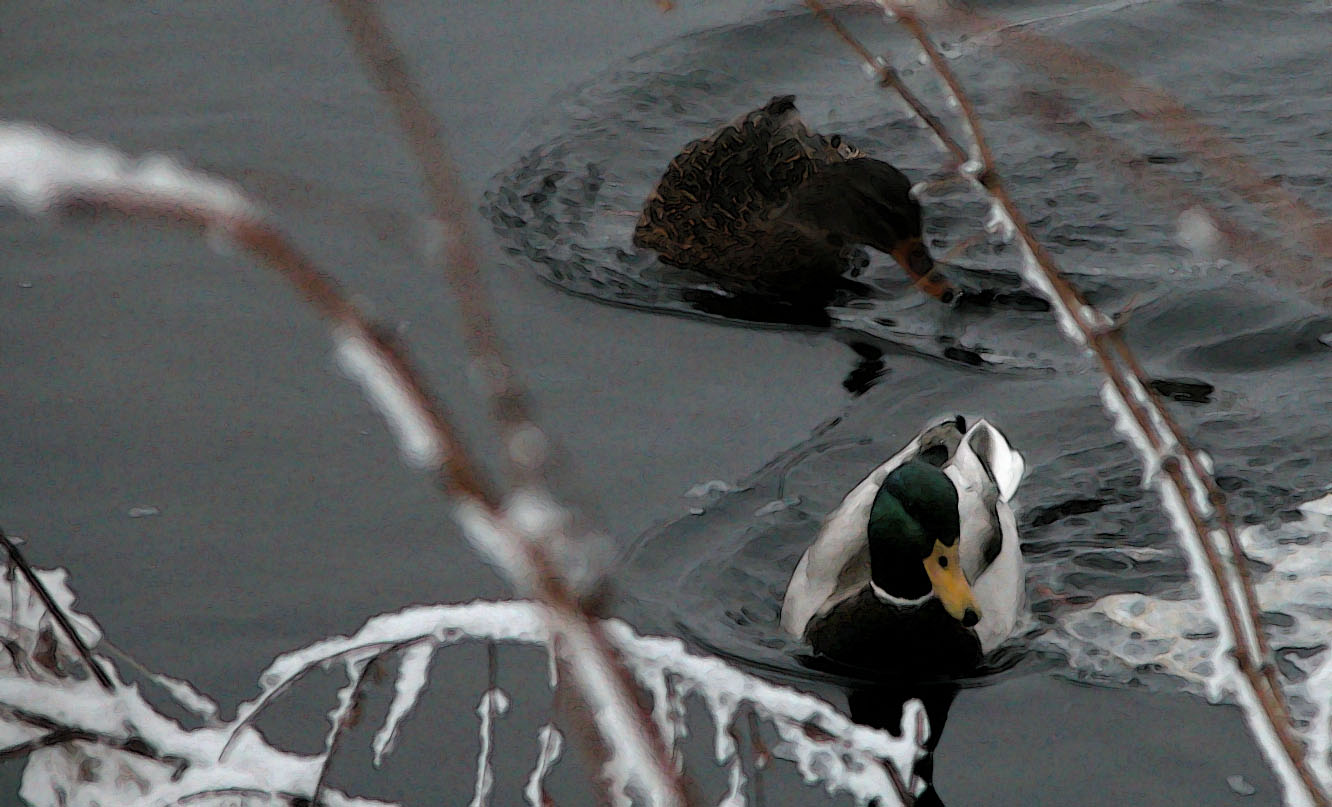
[780,415,1025,676]
[633,95,952,302]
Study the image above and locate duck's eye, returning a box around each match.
[830,135,842,147]
[937,556,949,568]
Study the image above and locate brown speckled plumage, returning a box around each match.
[633,95,946,300]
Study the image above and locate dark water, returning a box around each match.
[488,0,1332,700]
[488,3,1332,370]
[5,1,1331,805]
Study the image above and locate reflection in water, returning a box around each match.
[843,340,889,396]
[847,681,960,807]
[680,283,843,328]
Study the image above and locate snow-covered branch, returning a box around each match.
[0,115,677,805]
[0,546,391,807]
[0,541,927,806]
[0,103,918,802]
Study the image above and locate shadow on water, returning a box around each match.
[849,682,959,807]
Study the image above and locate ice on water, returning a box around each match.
[1044,493,1332,724]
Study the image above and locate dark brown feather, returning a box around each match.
[633,95,879,294]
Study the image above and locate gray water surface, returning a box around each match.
[4,1,1324,804]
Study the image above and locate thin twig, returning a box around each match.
[0,728,187,773]
[95,636,221,725]
[222,639,412,758]
[551,661,616,807]
[312,654,382,807]
[471,641,503,807]
[0,525,114,691]
[909,1,1332,263]
[804,0,967,165]
[324,4,693,804]
[0,728,82,761]
[881,752,914,807]
[0,704,189,774]
[53,194,497,507]
[895,4,1290,714]
[745,708,769,807]
[3,119,689,807]
[328,0,546,487]
[663,671,683,769]
[1021,89,1326,304]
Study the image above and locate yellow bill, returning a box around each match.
[924,539,981,626]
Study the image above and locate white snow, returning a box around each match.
[469,688,511,807]
[372,641,435,765]
[524,725,565,807]
[1176,206,1223,258]
[0,122,257,221]
[334,327,447,470]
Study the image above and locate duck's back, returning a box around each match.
[633,96,855,287]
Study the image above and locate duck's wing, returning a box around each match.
[634,95,851,272]
[780,416,967,638]
[947,419,1023,579]
[965,420,1024,502]
[970,501,1022,653]
[945,419,1026,652]
[780,467,878,639]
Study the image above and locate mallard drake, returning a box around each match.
[633,95,952,302]
[780,415,1025,675]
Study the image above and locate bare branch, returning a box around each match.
[47,180,497,506]
[1020,90,1327,304]
[328,0,547,487]
[0,728,82,762]
[0,116,688,807]
[0,703,189,774]
[470,642,507,807]
[322,4,695,803]
[312,654,382,807]
[222,638,413,758]
[906,2,1332,266]
[744,708,769,807]
[804,0,967,165]
[0,526,113,691]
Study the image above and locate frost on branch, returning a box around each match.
[3,560,928,807]
[333,328,447,470]
[0,121,257,222]
[232,599,928,805]
[0,559,390,807]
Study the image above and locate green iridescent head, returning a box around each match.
[867,460,979,627]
